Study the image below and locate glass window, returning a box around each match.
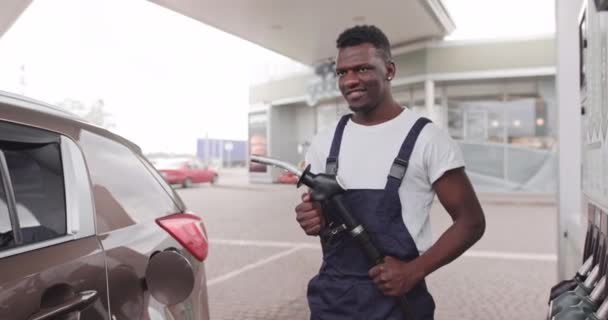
[0,124,66,250]
[80,131,180,233]
[448,98,507,144]
[446,78,555,149]
[444,77,557,192]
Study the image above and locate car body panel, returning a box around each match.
[0,236,110,319]
[0,92,210,320]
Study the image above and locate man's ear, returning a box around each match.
[386,60,396,81]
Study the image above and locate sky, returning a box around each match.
[444,0,555,40]
[0,0,555,154]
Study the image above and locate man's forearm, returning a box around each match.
[413,218,485,278]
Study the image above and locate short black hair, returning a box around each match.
[336,25,392,61]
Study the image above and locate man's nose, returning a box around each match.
[341,71,361,88]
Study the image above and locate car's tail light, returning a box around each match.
[156,213,208,261]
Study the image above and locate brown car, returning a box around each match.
[0,91,210,320]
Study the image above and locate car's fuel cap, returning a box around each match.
[145,250,195,305]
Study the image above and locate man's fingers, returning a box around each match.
[295,202,316,215]
[379,273,389,282]
[304,225,321,235]
[368,265,383,278]
[301,192,310,202]
[296,191,324,236]
[296,208,320,221]
[300,216,322,229]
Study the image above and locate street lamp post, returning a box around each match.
[224,142,234,168]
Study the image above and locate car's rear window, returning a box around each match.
[80,130,181,233]
[0,122,66,250]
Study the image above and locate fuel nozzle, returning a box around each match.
[297,164,346,202]
[250,155,347,202]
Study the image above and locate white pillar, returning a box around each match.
[557,0,583,280]
[425,79,449,129]
[425,79,435,120]
[438,85,449,129]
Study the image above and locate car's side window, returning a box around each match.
[0,122,67,251]
[79,130,181,233]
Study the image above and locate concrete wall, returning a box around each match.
[250,73,310,106]
[393,49,428,77]
[250,37,556,106]
[426,38,555,74]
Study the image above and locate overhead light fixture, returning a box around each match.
[513,120,521,127]
[536,118,545,126]
[491,120,500,127]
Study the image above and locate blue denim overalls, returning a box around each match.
[307,114,436,320]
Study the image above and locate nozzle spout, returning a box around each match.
[250,155,303,177]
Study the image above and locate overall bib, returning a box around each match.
[307,114,436,320]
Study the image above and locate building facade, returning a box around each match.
[248,37,556,193]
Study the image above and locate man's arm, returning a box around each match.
[415,167,485,276]
[369,167,485,296]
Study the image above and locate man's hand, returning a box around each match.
[368,256,426,297]
[295,192,325,236]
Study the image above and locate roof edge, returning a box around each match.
[420,0,456,35]
[0,0,33,39]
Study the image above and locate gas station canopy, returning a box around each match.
[148,0,455,65]
[0,0,32,39]
[0,1,454,65]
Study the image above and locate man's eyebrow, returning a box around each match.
[336,63,374,71]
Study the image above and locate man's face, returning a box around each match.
[335,43,394,113]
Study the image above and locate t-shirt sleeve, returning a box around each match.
[424,125,466,184]
[305,130,330,175]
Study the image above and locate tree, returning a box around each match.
[57,98,115,128]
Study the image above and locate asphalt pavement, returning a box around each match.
[177,168,557,320]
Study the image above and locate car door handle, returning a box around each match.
[28,290,98,320]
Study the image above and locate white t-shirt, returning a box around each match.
[305,108,465,253]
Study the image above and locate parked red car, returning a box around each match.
[277,170,298,184]
[153,158,218,188]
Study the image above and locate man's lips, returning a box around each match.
[346,89,366,99]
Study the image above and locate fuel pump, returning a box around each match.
[550,265,602,317]
[551,276,606,319]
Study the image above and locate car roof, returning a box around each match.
[0,91,142,154]
[0,90,82,120]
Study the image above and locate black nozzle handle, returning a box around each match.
[331,194,415,320]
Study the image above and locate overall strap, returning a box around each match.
[385,117,432,192]
[325,114,352,174]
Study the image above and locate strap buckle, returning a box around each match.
[388,157,409,180]
[326,157,338,174]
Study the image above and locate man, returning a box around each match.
[295,25,486,319]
